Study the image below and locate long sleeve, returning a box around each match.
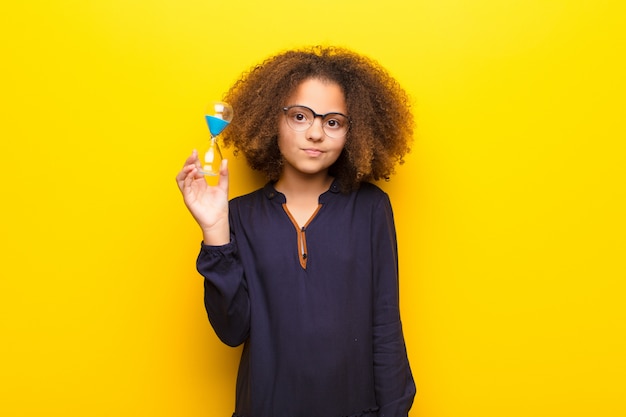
[372,195,416,416]
[197,239,250,347]
[194,182,415,417]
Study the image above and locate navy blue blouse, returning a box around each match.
[197,181,415,417]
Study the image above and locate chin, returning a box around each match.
[296,166,331,176]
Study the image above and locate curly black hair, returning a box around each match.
[220,46,414,192]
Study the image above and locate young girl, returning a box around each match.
[176,46,415,417]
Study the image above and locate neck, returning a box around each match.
[275,169,334,201]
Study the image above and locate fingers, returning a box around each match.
[176,165,193,190]
[216,159,229,194]
[186,149,198,166]
[191,149,202,171]
[176,151,229,197]
[176,150,201,192]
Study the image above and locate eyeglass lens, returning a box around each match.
[284,106,349,138]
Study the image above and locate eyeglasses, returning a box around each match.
[282,105,350,138]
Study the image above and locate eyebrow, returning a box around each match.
[285,105,349,118]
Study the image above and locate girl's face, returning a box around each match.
[278,78,348,179]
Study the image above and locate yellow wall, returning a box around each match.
[1,1,624,416]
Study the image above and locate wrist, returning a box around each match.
[201,220,230,246]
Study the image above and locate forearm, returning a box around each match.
[373,320,416,416]
[197,240,251,346]
[372,195,416,415]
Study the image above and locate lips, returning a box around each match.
[303,148,323,157]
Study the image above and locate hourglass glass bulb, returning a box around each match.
[199,101,233,176]
[200,137,222,176]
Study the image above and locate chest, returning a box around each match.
[283,202,320,229]
[234,200,375,274]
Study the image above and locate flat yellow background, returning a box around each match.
[1,1,625,416]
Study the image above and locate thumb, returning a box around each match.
[217,159,229,195]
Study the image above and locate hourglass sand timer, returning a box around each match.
[199,101,234,175]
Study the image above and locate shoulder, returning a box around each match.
[355,181,387,196]
[230,188,264,205]
[353,182,391,206]
[229,182,283,215]
[330,182,393,216]
[230,183,272,205]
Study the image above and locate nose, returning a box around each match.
[306,117,325,141]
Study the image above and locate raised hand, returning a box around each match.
[176,150,230,245]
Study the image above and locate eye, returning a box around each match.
[324,116,346,130]
[326,119,339,128]
[287,108,311,125]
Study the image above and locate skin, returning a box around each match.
[274,78,347,226]
[176,77,348,241]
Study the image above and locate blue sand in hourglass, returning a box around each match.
[205,115,230,136]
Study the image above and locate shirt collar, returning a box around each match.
[262,179,341,202]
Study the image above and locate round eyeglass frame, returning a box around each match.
[282,105,350,138]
